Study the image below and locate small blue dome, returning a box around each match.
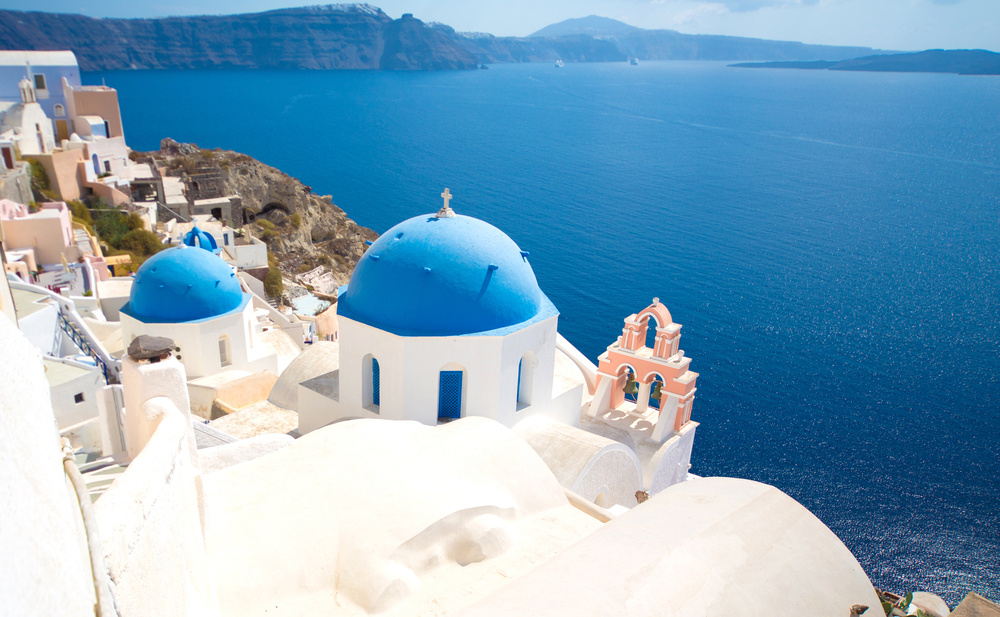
[123,245,246,323]
[338,213,550,336]
[182,226,218,252]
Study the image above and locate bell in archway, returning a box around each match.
[650,382,662,401]
[623,374,638,396]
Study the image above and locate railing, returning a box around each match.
[8,279,122,384]
[57,311,111,382]
[155,201,192,223]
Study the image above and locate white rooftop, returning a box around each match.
[0,50,78,67]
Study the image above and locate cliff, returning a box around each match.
[148,139,377,287]
[0,5,478,71]
[731,49,1000,75]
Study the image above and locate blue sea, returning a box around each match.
[87,62,1000,603]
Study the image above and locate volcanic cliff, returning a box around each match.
[0,5,478,71]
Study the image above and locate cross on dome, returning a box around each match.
[436,188,456,218]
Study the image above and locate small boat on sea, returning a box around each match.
[630,57,639,66]
[555,59,564,68]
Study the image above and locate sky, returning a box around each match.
[3,0,998,52]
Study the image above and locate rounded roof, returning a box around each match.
[338,213,546,336]
[269,341,340,410]
[182,226,218,252]
[125,245,245,323]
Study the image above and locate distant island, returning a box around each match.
[0,6,881,71]
[731,49,1000,76]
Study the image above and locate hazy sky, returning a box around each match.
[4,0,998,51]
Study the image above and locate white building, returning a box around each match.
[0,50,81,136]
[118,243,283,415]
[299,198,583,433]
[0,78,56,156]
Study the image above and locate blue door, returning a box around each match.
[438,371,463,419]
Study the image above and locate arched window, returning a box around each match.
[53,104,65,117]
[517,351,534,408]
[362,354,380,412]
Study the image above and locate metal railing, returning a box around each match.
[57,311,111,383]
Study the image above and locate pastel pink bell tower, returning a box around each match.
[589,298,698,446]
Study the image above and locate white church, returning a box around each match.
[299,191,581,430]
[290,190,701,505]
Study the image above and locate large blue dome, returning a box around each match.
[123,245,247,323]
[338,213,554,336]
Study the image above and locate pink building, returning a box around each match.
[0,199,109,289]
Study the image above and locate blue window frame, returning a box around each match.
[439,370,462,419]
[372,358,380,406]
[517,359,522,401]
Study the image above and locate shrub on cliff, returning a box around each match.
[67,200,92,226]
[264,263,283,300]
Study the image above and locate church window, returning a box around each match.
[372,358,380,406]
[53,104,65,117]
[219,336,231,367]
[362,354,380,412]
[517,351,534,408]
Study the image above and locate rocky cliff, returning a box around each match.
[0,5,478,71]
[149,138,377,287]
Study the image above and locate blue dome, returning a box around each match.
[123,245,246,323]
[182,226,218,252]
[338,213,552,336]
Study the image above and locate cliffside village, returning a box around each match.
[1,50,992,617]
